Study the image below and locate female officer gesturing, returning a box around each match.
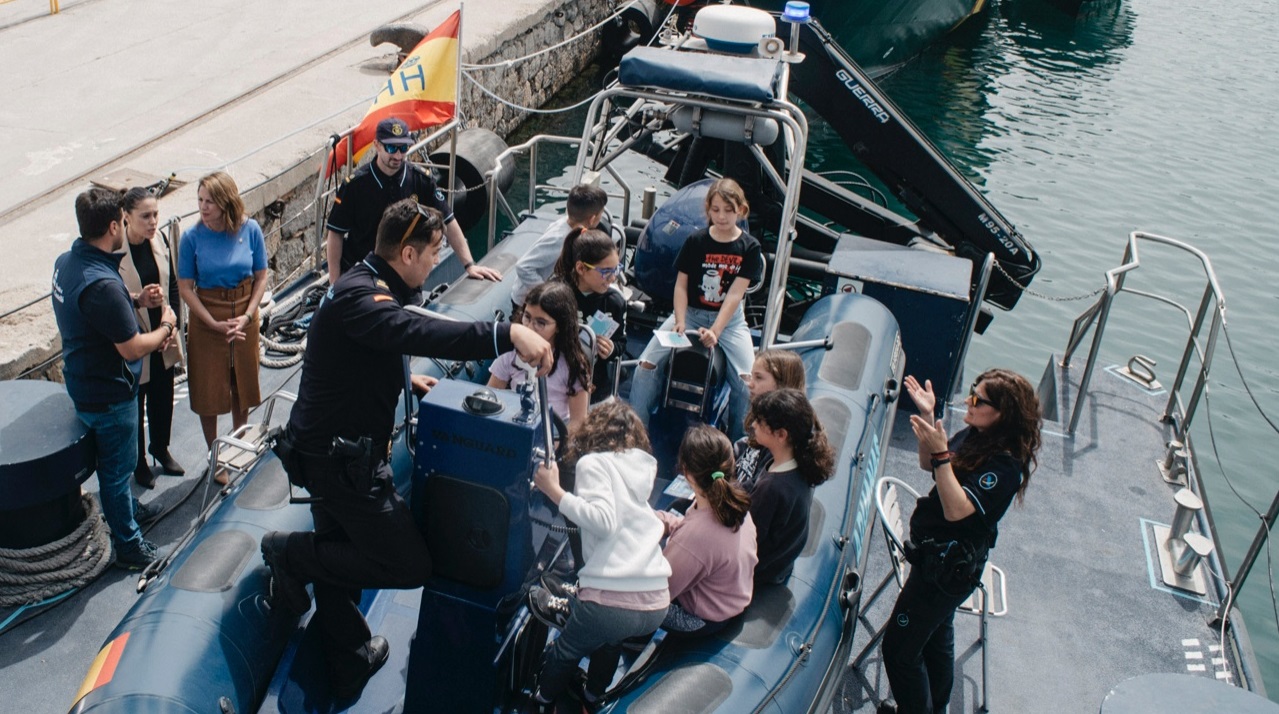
[879,369,1042,714]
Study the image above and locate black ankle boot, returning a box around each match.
[134,461,157,489]
[149,447,185,476]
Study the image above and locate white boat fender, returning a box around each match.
[693,5,777,55]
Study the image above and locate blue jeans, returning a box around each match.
[630,307,753,440]
[538,597,666,699]
[77,399,142,548]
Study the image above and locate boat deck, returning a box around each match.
[0,321,1261,714]
[835,360,1257,713]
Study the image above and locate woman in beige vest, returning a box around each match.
[119,187,186,488]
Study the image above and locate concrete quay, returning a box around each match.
[0,0,614,379]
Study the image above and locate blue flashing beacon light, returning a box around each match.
[783,1,811,24]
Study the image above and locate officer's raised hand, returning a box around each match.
[509,323,554,377]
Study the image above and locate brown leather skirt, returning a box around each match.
[187,278,262,416]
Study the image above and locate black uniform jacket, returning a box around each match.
[288,254,512,453]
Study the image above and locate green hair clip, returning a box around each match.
[711,471,725,480]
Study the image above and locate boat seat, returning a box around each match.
[853,476,1002,713]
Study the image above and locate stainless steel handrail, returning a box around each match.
[570,81,809,349]
[482,134,633,251]
[1061,230,1225,437]
[1055,231,1279,620]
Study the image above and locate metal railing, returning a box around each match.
[1061,230,1225,437]
[1057,231,1279,620]
[482,134,633,251]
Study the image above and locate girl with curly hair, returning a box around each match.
[746,388,835,585]
[530,401,670,709]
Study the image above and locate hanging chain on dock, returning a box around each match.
[993,259,1107,302]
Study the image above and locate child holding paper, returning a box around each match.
[552,227,627,402]
[629,178,763,439]
[488,281,592,431]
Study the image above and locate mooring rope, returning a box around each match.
[0,495,112,608]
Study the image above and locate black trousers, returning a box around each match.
[281,451,432,681]
[880,561,983,714]
[136,354,175,464]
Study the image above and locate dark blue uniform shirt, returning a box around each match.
[288,254,511,453]
[326,163,453,273]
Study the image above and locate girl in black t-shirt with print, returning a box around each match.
[630,178,763,440]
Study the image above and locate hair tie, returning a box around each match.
[710,471,725,481]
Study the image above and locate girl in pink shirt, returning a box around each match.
[657,425,758,637]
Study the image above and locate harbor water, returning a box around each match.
[813,0,1279,696]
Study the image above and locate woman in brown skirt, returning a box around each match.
[177,171,269,479]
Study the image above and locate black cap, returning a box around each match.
[376,117,414,146]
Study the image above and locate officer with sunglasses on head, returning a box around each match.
[263,199,552,701]
[324,117,501,286]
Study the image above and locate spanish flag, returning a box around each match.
[329,10,461,175]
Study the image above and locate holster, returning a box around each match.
[331,435,375,494]
[271,427,308,489]
[908,537,987,596]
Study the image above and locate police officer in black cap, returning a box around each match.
[324,117,501,285]
[261,198,551,700]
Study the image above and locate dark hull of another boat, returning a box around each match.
[752,0,986,76]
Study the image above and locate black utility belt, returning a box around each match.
[904,536,990,596]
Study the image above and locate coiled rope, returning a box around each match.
[0,495,112,607]
[258,276,329,369]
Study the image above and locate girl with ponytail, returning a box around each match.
[552,227,628,401]
[654,425,758,637]
[746,388,835,585]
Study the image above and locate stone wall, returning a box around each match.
[250,0,611,289]
[2,0,611,381]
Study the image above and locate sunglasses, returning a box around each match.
[381,142,410,154]
[400,204,442,246]
[521,312,554,331]
[966,383,996,409]
[580,260,621,279]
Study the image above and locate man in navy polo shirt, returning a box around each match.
[324,117,501,285]
[51,187,179,569]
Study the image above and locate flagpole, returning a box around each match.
[447,2,463,214]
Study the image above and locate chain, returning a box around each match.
[992,259,1107,302]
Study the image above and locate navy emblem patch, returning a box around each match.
[978,472,998,490]
[434,189,445,203]
[896,613,910,627]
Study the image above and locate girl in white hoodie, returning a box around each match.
[531,401,671,710]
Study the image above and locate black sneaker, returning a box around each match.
[567,670,604,713]
[331,635,390,700]
[150,447,186,476]
[114,538,159,570]
[528,585,571,630]
[261,531,311,617]
[876,702,898,714]
[539,573,579,600]
[134,499,162,527]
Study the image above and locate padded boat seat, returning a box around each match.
[618,46,782,103]
[663,343,726,420]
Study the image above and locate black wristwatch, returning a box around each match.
[930,456,951,470]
